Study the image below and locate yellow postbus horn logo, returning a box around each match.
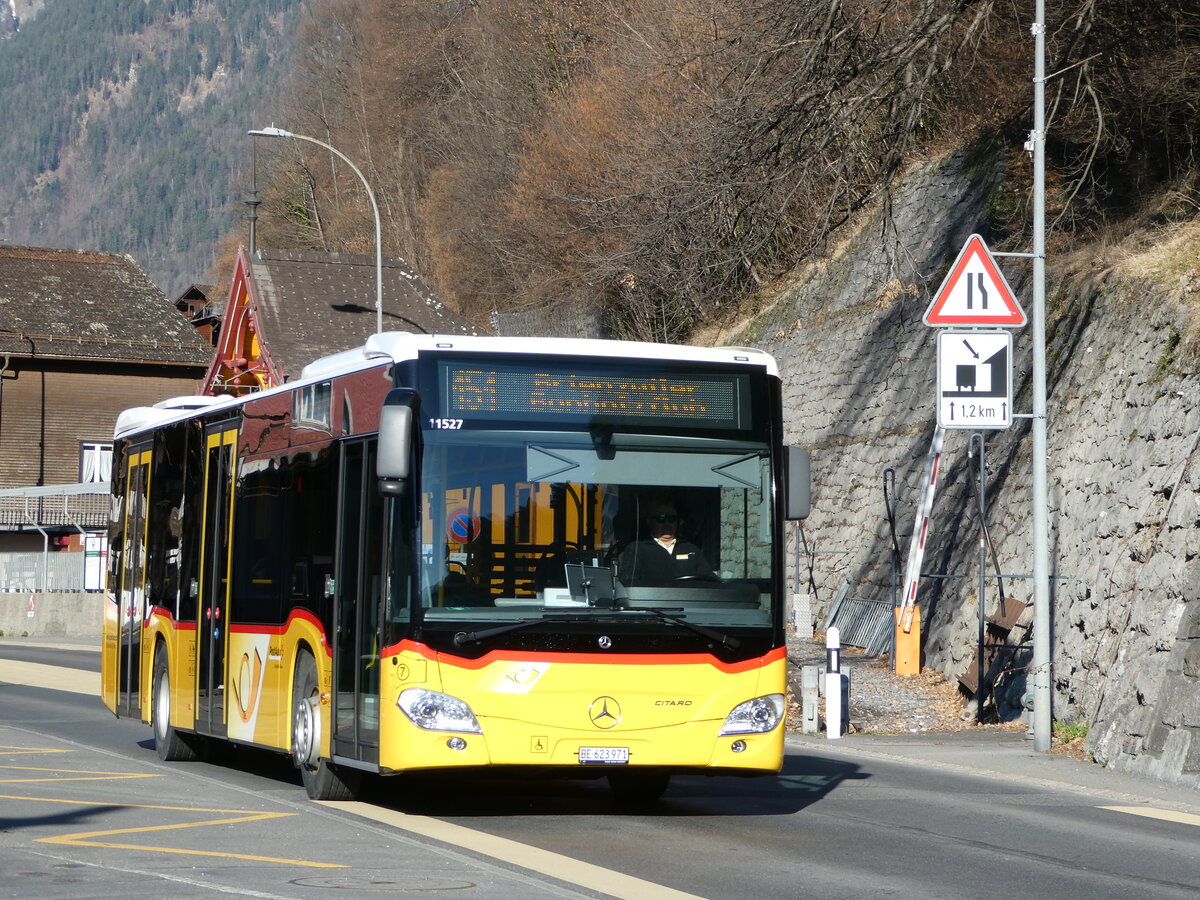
[233,648,264,722]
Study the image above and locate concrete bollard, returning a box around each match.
[801,665,820,734]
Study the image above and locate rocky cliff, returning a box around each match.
[734,147,1199,787]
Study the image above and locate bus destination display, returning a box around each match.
[441,362,749,428]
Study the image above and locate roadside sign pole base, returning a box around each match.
[894,605,921,675]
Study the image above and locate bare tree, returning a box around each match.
[246,0,1200,340]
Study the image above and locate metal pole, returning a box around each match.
[972,433,986,724]
[1030,0,1052,752]
[248,127,384,335]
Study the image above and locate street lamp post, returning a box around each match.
[249,126,384,335]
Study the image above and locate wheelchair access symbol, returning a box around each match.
[936,331,1013,429]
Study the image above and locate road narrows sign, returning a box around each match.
[924,234,1026,327]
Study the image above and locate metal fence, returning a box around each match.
[0,482,110,530]
[0,550,91,592]
[823,575,894,657]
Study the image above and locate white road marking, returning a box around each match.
[1099,805,1200,827]
[321,800,705,899]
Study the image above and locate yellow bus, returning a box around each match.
[101,333,810,800]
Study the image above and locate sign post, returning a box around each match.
[904,233,1025,674]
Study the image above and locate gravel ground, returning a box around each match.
[786,630,976,734]
[783,631,1091,762]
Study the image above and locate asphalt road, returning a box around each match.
[2,640,1198,899]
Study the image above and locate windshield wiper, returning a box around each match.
[451,608,741,651]
[452,614,598,647]
[619,607,741,650]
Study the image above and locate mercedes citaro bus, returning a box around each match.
[102,332,810,800]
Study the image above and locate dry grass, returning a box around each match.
[1067,210,1200,352]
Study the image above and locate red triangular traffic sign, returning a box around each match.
[924,234,1026,327]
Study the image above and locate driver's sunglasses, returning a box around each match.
[651,514,679,523]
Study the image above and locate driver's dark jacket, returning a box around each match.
[617,538,712,586]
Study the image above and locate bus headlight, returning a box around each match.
[397,689,483,733]
[719,693,785,735]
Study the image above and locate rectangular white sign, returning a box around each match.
[936,331,1013,429]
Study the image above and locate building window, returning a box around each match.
[81,442,113,483]
[294,381,332,432]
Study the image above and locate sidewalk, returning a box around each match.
[0,634,97,651]
[786,629,1200,812]
[788,728,1200,816]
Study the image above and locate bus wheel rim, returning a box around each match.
[293,694,320,769]
[155,668,169,740]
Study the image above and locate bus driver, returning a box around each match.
[617,496,714,586]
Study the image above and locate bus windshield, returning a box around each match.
[417,429,776,627]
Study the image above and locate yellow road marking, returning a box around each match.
[1,794,347,869]
[1099,805,1200,827]
[0,659,100,696]
[0,747,160,783]
[0,762,161,783]
[323,800,702,899]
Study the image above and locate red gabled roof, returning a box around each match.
[201,247,483,396]
[201,247,282,395]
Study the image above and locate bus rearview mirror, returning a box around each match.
[785,446,811,520]
[378,388,418,494]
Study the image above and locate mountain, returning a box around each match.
[0,0,304,296]
[246,2,1200,339]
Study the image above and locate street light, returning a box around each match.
[249,126,384,335]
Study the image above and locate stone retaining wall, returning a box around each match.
[736,147,1199,785]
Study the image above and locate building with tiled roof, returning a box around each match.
[174,283,223,347]
[0,245,212,552]
[0,246,216,364]
[202,247,483,395]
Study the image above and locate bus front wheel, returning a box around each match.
[152,647,199,762]
[291,651,358,801]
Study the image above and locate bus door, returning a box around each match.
[196,423,237,737]
[332,438,383,766]
[113,444,152,719]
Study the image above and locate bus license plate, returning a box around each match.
[579,746,629,764]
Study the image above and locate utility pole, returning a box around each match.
[1030,0,1052,752]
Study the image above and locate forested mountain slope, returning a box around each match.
[0,0,303,295]
[2,1,1197,329]
[249,1,1200,339]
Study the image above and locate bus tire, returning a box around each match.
[608,769,670,805]
[152,647,198,762]
[292,651,358,801]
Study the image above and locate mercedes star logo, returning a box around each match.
[589,696,621,729]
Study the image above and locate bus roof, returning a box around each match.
[115,332,779,440]
[349,333,778,377]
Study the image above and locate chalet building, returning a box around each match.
[175,283,223,347]
[202,247,482,396]
[0,245,212,555]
